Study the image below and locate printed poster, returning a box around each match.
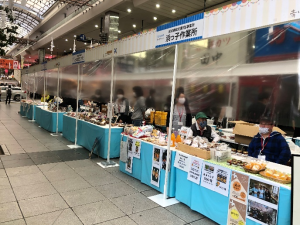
[227,172,250,225]
[187,156,203,185]
[133,140,141,159]
[214,166,231,197]
[228,199,247,225]
[127,138,134,153]
[174,151,191,172]
[125,152,133,174]
[229,172,250,204]
[151,146,163,187]
[161,149,169,170]
[247,176,280,225]
[200,162,217,191]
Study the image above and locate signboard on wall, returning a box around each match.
[156,13,204,48]
[254,21,300,62]
[72,49,85,64]
[0,59,13,69]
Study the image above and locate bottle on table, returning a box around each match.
[171,128,176,147]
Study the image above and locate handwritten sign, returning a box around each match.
[187,156,203,184]
[174,152,191,172]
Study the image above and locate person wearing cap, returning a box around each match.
[247,116,291,165]
[187,112,220,142]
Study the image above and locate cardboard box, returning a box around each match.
[177,143,211,159]
[233,123,286,145]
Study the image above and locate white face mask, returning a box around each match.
[259,127,269,134]
[117,94,123,99]
[178,97,185,104]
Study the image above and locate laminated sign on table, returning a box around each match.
[227,171,250,225]
[133,140,141,159]
[174,151,191,172]
[187,156,203,185]
[151,146,163,187]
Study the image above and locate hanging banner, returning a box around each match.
[227,171,250,225]
[187,156,203,185]
[203,0,300,39]
[200,162,217,191]
[151,146,163,187]
[0,59,13,69]
[156,13,204,48]
[214,166,231,197]
[174,151,192,172]
[247,176,280,225]
[133,139,141,159]
[72,49,85,64]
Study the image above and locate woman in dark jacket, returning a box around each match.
[166,91,192,134]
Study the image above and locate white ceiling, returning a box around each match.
[24,0,235,62]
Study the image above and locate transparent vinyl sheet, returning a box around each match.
[79,59,112,104]
[113,46,176,112]
[175,20,300,135]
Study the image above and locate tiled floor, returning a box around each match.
[0,103,218,225]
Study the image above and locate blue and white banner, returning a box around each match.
[72,50,85,64]
[156,13,204,48]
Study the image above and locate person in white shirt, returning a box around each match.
[187,112,220,142]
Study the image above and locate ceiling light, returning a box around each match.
[133,24,136,28]
[118,30,121,33]
[47,48,49,49]
[156,4,160,8]
[84,43,87,45]
[65,39,68,41]
[253,45,255,49]
[153,17,157,20]
[172,9,176,13]
[127,8,131,13]
[74,35,76,37]
[69,48,71,50]
[64,50,66,52]
[95,25,98,28]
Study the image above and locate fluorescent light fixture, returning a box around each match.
[47,48,49,49]
[153,17,157,20]
[74,35,76,37]
[156,4,160,8]
[95,25,98,28]
[118,30,121,33]
[84,43,87,45]
[127,8,131,12]
[253,45,256,49]
[172,9,176,13]
[133,24,136,28]
[65,39,68,41]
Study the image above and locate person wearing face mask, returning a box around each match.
[166,92,192,134]
[187,112,220,142]
[131,86,146,126]
[114,89,130,124]
[247,116,291,165]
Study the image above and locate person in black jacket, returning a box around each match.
[6,85,12,104]
[188,112,220,142]
[166,91,192,134]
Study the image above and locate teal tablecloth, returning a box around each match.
[62,115,123,159]
[35,106,65,133]
[175,153,291,225]
[119,135,176,198]
[20,103,36,120]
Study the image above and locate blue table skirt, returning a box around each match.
[175,162,291,225]
[20,103,36,120]
[62,115,123,159]
[35,107,65,133]
[119,136,176,198]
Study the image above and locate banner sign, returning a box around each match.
[203,0,300,39]
[72,50,85,64]
[0,59,13,69]
[156,13,204,48]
